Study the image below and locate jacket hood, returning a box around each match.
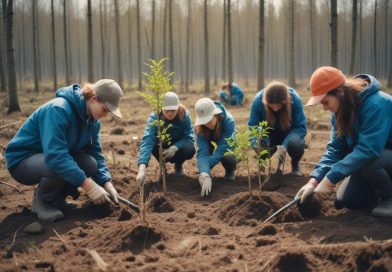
[355,74,381,102]
[56,85,89,121]
[214,101,228,117]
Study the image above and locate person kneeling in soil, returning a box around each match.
[296,66,392,217]
[136,92,195,187]
[248,81,307,176]
[195,98,237,197]
[219,82,244,106]
[5,79,123,222]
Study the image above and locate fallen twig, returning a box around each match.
[0,180,22,193]
[53,229,67,245]
[85,249,108,272]
[0,121,21,130]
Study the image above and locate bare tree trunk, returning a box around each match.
[222,0,227,82]
[168,0,174,74]
[99,0,106,78]
[384,0,388,77]
[204,0,210,94]
[51,0,57,90]
[349,0,358,75]
[22,1,26,83]
[359,0,363,70]
[227,0,233,83]
[137,0,142,90]
[6,0,19,113]
[330,0,338,67]
[63,0,70,85]
[0,1,6,92]
[114,0,123,88]
[257,0,265,90]
[185,0,191,91]
[87,0,94,83]
[288,0,296,87]
[373,0,378,76]
[151,0,155,59]
[309,0,316,70]
[127,0,132,86]
[32,0,39,92]
[35,0,41,81]
[388,0,392,87]
[163,0,167,57]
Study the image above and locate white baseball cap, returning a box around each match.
[91,79,123,118]
[195,98,222,126]
[163,92,180,111]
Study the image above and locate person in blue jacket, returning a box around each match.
[136,92,195,187]
[296,66,392,217]
[194,98,237,197]
[219,82,244,106]
[248,81,307,176]
[5,79,123,222]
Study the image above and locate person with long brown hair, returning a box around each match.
[136,92,195,187]
[296,66,392,217]
[248,81,307,176]
[194,98,237,197]
[5,79,123,222]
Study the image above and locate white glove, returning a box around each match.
[82,178,111,205]
[162,145,178,160]
[314,176,335,195]
[104,181,119,204]
[136,164,146,187]
[277,146,287,164]
[295,179,318,203]
[199,172,212,197]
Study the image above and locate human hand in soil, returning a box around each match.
[136,164,147,187]
[82,178,111,205]
[162,145,178,160]
[314,177,335,197]
[295,178,318,203]
[104,182,119,204]
[276,146,287,164]
[199,172,212,197]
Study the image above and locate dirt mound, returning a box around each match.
[298,194,323,219]
[118,225,165,253]
[147,193,175,213]
[216,191,303,226]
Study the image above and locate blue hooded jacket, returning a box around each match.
[248,88,307,148]
[230,83,244,105]
[196,102,236,174]
[137,110,194,166]
[311,75,392,184]
[5,85,111,187]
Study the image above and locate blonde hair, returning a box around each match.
[194,114,223,142]
[82,84,97,100]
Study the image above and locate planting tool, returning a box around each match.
[117,196,140,212]
[263,197,300,223]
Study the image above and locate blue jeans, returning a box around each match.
[9,152,97,201]
[152,142,195,167]
[335,149,392,209]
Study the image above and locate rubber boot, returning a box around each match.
[371,199,392,217]
[290,161,304,177]
[174,163,184,176]
[224,169,235,181]
[32,190,64,222]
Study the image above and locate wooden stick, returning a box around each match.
[0,121,21,130]
[53,229,67,245]
[0,181,22,193]
[85,249,108,272]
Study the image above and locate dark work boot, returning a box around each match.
[290,161,304,177]
[174,163,184,176]
[32,191,64,222]
[224,169,235,181]
[371,199,392,217]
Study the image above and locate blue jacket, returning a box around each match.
[137,111,194,166]
[5,85,111,187]
[311,75,392,184]
[248,88,307,148]
[230,83,244,105]
[196,102,236,174]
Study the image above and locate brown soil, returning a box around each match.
[1,88,392,271]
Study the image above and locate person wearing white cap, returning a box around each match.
[136,92,195,187]
[194,98,237,197]
[5,79,123,222]
[248,81,307,176]
[295,66,392,218]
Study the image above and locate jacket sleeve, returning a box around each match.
[173,113,195,149]
[196,133,212,174]
[310,115,350,182]
[248,94,264,148]
[282,93,307,148]
[209,117,236,167]
[86,122,112,185]
[39,106,87,187]
[137,114,158,166]
[325,102,392,183]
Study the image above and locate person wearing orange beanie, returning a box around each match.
[296,66,392,217]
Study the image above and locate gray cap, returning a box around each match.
[91,79,123,118]
[163,92,180,110]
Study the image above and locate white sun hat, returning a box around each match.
[163,92,180,110]
[195,98,222,126]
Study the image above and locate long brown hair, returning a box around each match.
[262,81,292,130]
[329,77,367,137]
[194,114,223,142]
[162,104,187,122]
